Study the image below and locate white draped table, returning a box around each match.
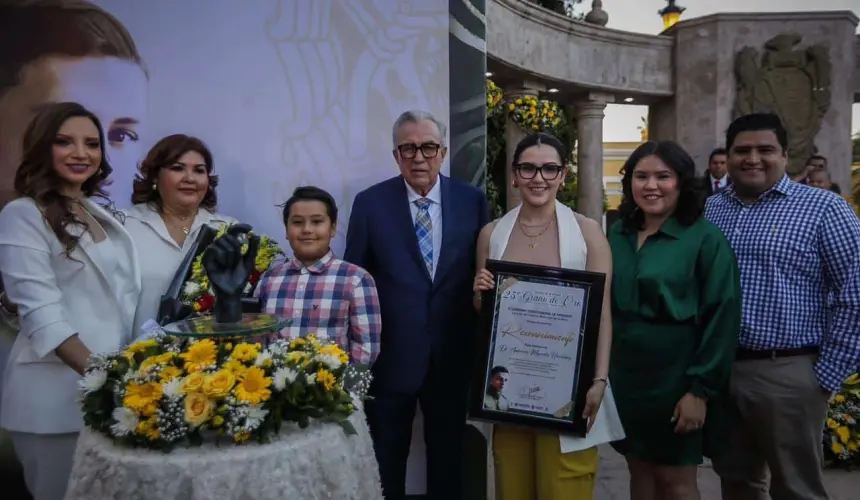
[65,412,383,500]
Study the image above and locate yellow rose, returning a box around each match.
[834,394,846,403]
[203,370,236,399]
[184,392,215,427]
[181,372,206,394]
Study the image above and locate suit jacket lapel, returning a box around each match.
[80,200,141,295]
[393,179,433,282]
[433,176,456,287]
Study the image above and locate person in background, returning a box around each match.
[473,132,621,500]
[345,110,489,500]
[806,168,838,193]
[707,113,860,500]
[123,134,236,337]
[257,186,381,365]
[790,155,828,184]
[702,147,730,196]
[609,140,741,500]
[807,154,828,171]
[0,102,141,500]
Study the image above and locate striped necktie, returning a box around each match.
[414,198,433,274]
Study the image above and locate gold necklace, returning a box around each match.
[162,210,196,235]
[517,217,553,249]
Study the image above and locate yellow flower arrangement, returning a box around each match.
[486,79,503,117]
[180,223,284,313]
[79,334,373,450]
[507,94,565,134]
[823,372,860,467]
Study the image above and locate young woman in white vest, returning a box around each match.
[472,132,624,499]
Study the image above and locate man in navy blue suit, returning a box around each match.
[345,110,490,500]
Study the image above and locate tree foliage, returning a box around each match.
[536,0,585,18]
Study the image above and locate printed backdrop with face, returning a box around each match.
[2,0,450,254]
[0,0,455,494]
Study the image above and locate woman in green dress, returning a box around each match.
[608,140,741,500]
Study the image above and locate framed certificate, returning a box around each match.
[469,259,606,436]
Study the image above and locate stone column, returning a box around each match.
[575,93,614,222]
[503,85,540,210]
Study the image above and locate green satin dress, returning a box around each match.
[608,216,741,465]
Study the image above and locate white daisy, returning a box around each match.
[272,367,298,390]
[183,282,200,296]
[254,351,272,367]
[315,353,342,370]
[245,405,269,430]
[162,379,183,399]
[110,407,138,437]
[78,369,108,394]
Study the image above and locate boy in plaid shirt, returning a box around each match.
[256,186,381,365]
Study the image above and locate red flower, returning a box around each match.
[198,294,215,312]
[249,270,262,286]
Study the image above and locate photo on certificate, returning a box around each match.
[469,259,605,436]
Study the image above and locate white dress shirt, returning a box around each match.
[123,203,237,338]
[710,174,728,191]
[404,179,443,278]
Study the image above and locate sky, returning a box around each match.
[571,0,860,141]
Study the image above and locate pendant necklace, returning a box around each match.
[517,217,553,249]
[164,210,195,236]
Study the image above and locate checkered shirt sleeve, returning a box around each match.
[705,179,860,392]
[346,271,381,366]
[816,198,860,390]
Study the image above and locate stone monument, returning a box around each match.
[733,33,832,175]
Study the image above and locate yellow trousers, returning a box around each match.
[493,426,598,500]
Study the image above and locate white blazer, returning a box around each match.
[0,197,141,434]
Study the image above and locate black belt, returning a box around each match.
[736,346,818,361]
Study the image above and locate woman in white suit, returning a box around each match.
[122,134,237,337]
[0,102,141,500]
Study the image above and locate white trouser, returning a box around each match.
[8,431,78,500]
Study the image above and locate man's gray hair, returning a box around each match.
[392,110,448,148]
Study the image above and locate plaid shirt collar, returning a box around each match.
[286,250,335,274]
[721,174,797,206]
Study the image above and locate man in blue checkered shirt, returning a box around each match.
[705,113,860,500]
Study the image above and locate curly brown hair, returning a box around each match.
[14,102,112,256]
[131,134,219,210]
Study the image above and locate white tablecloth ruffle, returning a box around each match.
[65,412,382,500]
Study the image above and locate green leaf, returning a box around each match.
[340,420,357,435]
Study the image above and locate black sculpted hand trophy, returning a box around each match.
[202,224,261,323]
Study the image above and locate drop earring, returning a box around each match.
[152,183,157,191]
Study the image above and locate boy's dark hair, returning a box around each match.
[280,186,338,223]
[726,113,788,152]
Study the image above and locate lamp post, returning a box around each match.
[658,0,685,30]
